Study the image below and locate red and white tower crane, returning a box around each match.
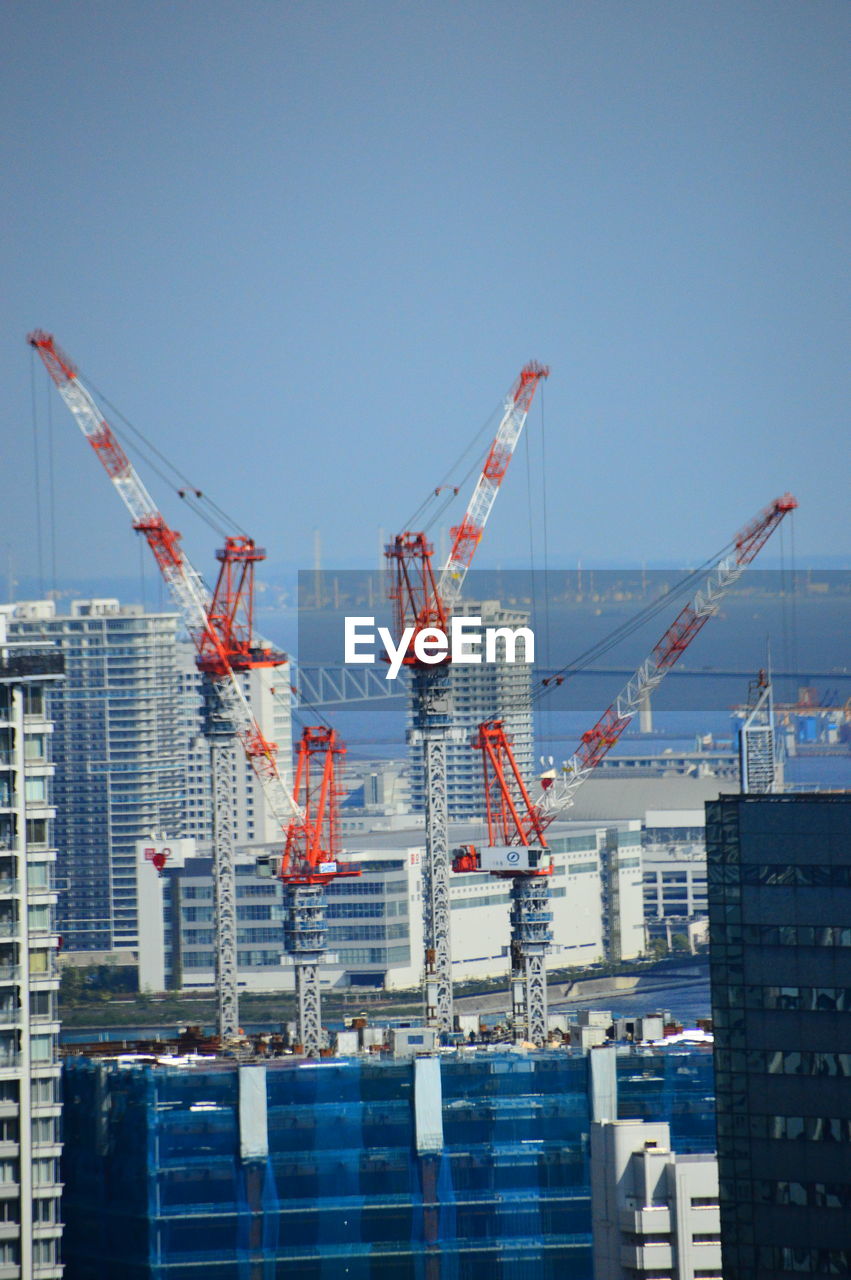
[453,493,798,1045]
[29,331,357,1054]
[265,723,357,1054]
[385,362,548,1034]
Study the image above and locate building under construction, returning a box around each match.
[61,1041,716,1279]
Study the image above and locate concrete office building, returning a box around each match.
[137,821,644,995]
[642,809,709,949]
[408,600,534,819]
[0,625,64,1279]
[706,793,851,1280]
[591,1119,721,1280]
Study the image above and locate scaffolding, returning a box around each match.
[61,1046,716,1279]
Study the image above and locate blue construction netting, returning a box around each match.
[62,1046,714,1279]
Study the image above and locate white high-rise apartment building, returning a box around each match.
[409,600,533,818]
[591,1119,721,1280]
[175,641,293,847]
[3,600,184,953]
[0,622,64,1279]
[3,601,294,956]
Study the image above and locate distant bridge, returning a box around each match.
[292,663,849,707]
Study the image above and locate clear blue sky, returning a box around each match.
[2,1,849,594]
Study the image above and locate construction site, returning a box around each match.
[25,332,799,1276]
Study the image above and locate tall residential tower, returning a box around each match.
[409,600,533,818]
[0,623,64,1279]
[3,600,184,952]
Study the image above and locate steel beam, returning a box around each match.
[283,882,326,1057]
[209,735,239,1041]
[411,666,455,1036]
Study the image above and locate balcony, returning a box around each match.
[620,1242,674,1272]
[32,1223,63,1239]
[31,1144,61,1161]
[32,1264,65,1280]
[620,1206,672,1234]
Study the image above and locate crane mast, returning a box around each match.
[454,493,798,1045]
[256,718,361,1061]
[30,331,358,1054]
[387,363,548,1035]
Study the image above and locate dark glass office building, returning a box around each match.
[706,793,851,1279]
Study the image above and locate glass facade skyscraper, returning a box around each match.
[706,793,851,1279]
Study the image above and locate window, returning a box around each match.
[32,1078,55,1104]
[22,687,43,717]
[32,1116,57,1144]
[32,1158,57,1186]
[24,778,46,804]
[27,861,48,888]
[28,905,51,933]
[33,1239,56,1265]
[24,735,46,761]
[30,1035,53,1063]
[30,991,51,1018]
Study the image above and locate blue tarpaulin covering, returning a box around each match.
[61,1046,714,1279]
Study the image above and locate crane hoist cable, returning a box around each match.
[79,368,248,541]
[401,376,524,535]
[471,543,736,730]
[528,545,734,707]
